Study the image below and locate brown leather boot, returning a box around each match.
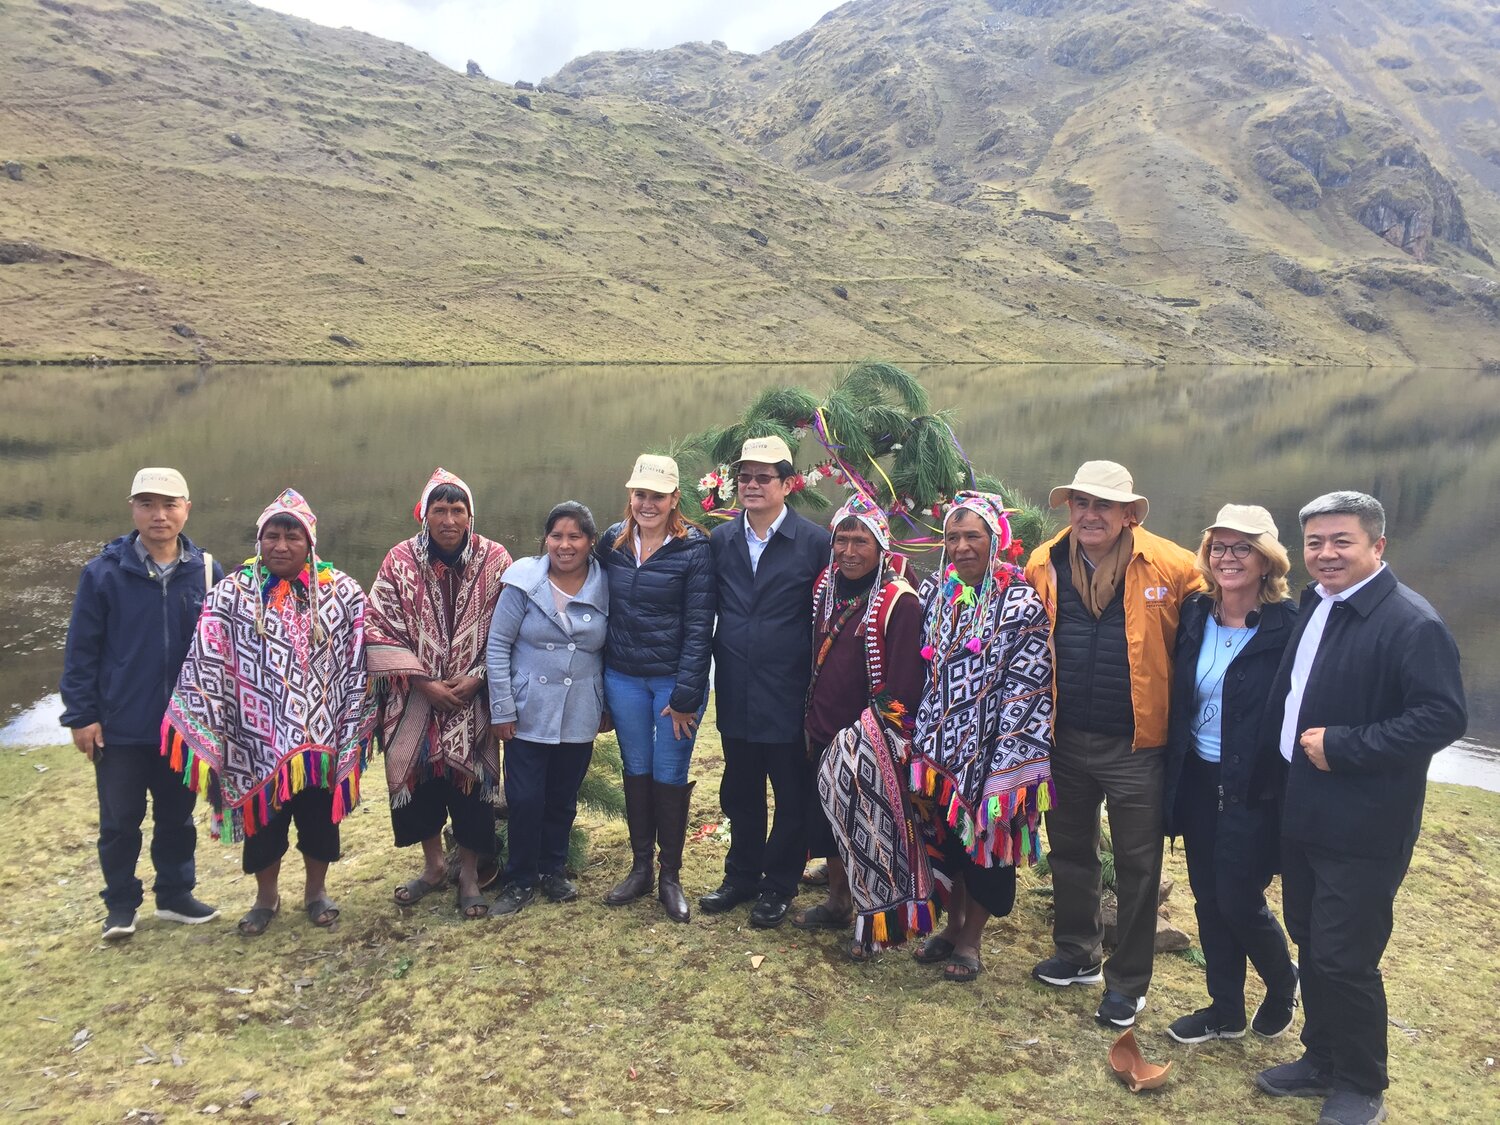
[654,779,695,923]
[603,774,654,905]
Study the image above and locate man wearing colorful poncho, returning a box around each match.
[365,469,512,920]
[909,492,1055,983]
[162,488,373,936]
[793,493,928,959]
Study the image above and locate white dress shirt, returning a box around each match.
[1279,563,1387,761]
[745,505,789,575]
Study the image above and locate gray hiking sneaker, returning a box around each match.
[1316,1091,1386,1125]
[1256,1056,1333,1099]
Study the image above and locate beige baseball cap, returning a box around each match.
[735,435,794,466]
[1049,460,1148,521]
[128,467,190,499]
[625,454,680,492]
[1205,503,1278,539]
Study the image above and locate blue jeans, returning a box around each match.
[603,668,702,785]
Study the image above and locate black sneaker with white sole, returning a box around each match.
[1031,955,1104,987]
[102,908,137,941]
[155,895,221,925]
[1166,1006,1247,1044]
[1252,991,1298,1038]
[1253,961,1299,1038]
[1095,989,1147,1028]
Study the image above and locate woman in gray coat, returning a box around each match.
[487,501,609,916]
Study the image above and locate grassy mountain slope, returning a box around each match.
[552,0,1500,366]
[0,0,1169,363]
[1,0,1497,363]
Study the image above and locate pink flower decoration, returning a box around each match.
[920,645,935,660]
[965,637,983,653]
[700,497,715,512]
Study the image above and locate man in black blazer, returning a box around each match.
[700,436,831,928]
[1256,491,1466,1125]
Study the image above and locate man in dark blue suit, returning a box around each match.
[700,436,831,928]
[1256,491,1467,1125]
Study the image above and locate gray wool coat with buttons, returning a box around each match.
[486,554,609,745]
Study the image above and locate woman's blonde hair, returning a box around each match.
[613,489,691,550]
[1195,528,1291,605]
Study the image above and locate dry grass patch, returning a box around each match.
[1,725,1497,1121]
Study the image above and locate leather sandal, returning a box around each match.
[393,876,446,907]
[913,936,956,964]
[305,897,340,927]
[237,898,280,936]
[944,951,983,983]
[791,902,854,930]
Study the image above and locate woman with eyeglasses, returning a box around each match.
[1162,505,1301,1046]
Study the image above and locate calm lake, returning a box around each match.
[1,362,1496,766]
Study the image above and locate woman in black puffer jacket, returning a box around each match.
[1162,504,1299,1047]
[596,454,716,923]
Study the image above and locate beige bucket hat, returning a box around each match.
[128,467,190,499]
[625,454,680,493]
[735,435,794,466]
[1049,460,1148,521]
[1204,503,1278,539]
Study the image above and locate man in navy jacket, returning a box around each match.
[1256,491,1466,1125]
[700,436,830,928]
[60,468,224,940]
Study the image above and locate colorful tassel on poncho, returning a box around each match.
[911,500,1055,869]
[160,559,374,844]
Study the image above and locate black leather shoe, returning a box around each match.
[749,892,791,929]
[699,882,757,914]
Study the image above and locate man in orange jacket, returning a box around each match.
[1025,461,1202,1028]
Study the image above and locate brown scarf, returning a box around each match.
[1069,526,1134,618]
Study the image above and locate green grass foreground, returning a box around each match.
[2,719,1497,1122]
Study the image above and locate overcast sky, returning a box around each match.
[257,1,841,82]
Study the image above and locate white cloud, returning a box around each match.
[255,0,838,82]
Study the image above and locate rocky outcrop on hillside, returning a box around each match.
[548,0,1500,361]
[1250,91,1490,263]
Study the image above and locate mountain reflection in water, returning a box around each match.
[1,363,1494,746]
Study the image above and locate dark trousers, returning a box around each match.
[1282,835,1413,1096]
[391,776,498,857]
[719,736,814,898]
[242,787,340,874]
[1045,725,1165,998]
[94,742,198,911]
[1178,754,1296,1022]
[502,738,593,888]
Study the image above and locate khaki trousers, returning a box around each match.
[1044,724,1165,999]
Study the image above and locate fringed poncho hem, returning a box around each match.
[910,757,1054,868]
[163,717,366,845]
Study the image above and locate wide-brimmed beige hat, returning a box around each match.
[735,435,794,466]
[128,467,190,499]
[1204,503,1277,539]
[1049,460,1148,521]
[625,454,680,493]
